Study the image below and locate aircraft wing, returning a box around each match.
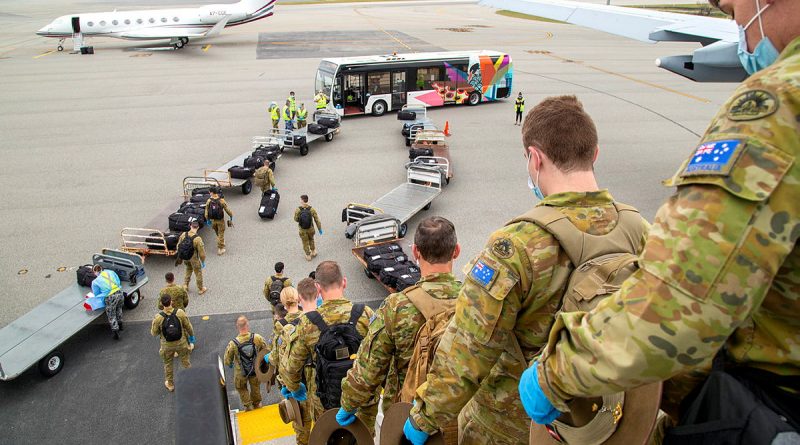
[481,0,746,82]
[118,14,232,40]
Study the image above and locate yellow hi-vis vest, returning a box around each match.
[101,271,121,296]
[282,106,292,120]
[288,96,297,112]
[297,108,307,121]
[515,97,525,112]
[270,106,279,120]
[315,94,327,109]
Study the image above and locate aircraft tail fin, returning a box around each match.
[204,14,232,37]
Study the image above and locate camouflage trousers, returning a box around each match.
[104,292,124,332]
[211,219,226,249]
[457,400,527,445]
[356,395,380,436]
[298,229,316,256]
[297,120,306,129]
[184,260,203,290]
[234,374,262,410]
[160,342,191,386]
[272,119,280,133]
[304,365,324,421]
[294,397,313,445]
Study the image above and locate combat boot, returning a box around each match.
[112,330,120,340]
[311,249,318,258]
[218,248,226,256]
[199,287,208,295]
[304,253,312,261]
[165,381,175,392]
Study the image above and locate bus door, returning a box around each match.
[391,71,406,110]
[343,73,365,115]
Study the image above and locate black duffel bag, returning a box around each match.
[228,166,254,179]
[397,110,416,120]
[76,264,95,287]
[308,123,327,135]
[317,117,340,129]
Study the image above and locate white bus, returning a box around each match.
[314,50,513,117]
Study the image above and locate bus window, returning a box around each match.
[367,72,390,96]
[315,69,333,96]
[344,73,365,112]
[416,67,441,90]
[333,76,343,108]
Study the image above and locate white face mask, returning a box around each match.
[527,152,545,200]
[737,0,780,75]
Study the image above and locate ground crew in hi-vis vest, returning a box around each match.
[338,216,462,443]
[91,265,124,339]
[404,96,650,445]
[281,262,379,435]
[224,315,268,411]
[288,91,297,116]
[514,92,524,125]
[315,91,328,110]
[520,1,800,435]
[158,272,189,311]
[205,187,233,256]
[270,101,280,133]
[177,221,207,295]
[254,158,276,194]
[294,194,322,261]
[151,294,195,392]
[297,104,307,129]
[270,286,312,445]
[283,100,294,132]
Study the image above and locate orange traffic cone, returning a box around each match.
[443,120,451,137]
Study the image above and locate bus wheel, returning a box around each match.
[468,92,481,106]
[372,100,387,117]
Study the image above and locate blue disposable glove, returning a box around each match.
[403,418,429,445]
[272,187,277,191]
[228,363,234,369]
[280,386,292,399]
[201,262,205,269]
[292,383,308,402]
[264,352,271,363]
[336,407,357,426]
[519,361,561,425]
[188,335,196,344]
[318,229,323,235]
[206,219,212,226]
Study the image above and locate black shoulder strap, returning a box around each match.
[232,338,240,347]
[249,333,255,343]
[306,311,328,333]
[160,311,167,318]
[278,318,288,327]
[349,303,366,325]
[289,318,302,326]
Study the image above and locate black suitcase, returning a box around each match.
[147,232,181,251]
[317,117,340,129]
[402,123,412,137]
[363,243,402,258]
[244,155,266,170]
[380,263,419,288]
[252,148,279,161]
[228,165,254,179]
[253,143,280,152]
[258,190,280,219]
[397,110,416,121]
[396,273,420,291]
[308,123,327,135]
[367,253,408,273]
[341,204,376,223]
[169,212,198,232]
[284,135,307,146]
[76,264,95,287]
[182,203,206,224]
[409,147,434,161]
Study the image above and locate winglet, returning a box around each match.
[204,15,232,38]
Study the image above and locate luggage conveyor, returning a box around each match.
[342,163,447,239]
[0,250,149,380]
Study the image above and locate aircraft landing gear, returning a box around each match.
[172,37,189,49]
[57,39,65,51]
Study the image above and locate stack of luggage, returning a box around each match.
[363,243,422,291]
[157,187,217,250]
[230,144,281,178]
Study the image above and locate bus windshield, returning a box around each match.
[315,61,337,96]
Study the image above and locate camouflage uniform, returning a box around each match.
[410,191,649,444]
[205,197,234,250]
[263,273,293,305]
[293,204,322,257]
[224,332,268,411]
[340,273,461,412]
[254,166,276,194]
[283,299,379,434]
[151,307,194,387]
[537,37,800,421]
[271,311,313,444]
[158,283,189,311]
[178,231,206,291]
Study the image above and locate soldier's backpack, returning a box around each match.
[177,234,197,261]
[298,207,313,230]
[307,304,366,410]
[398,286,457,403]
[208,198,224,221]
[161,311,183,342]
[233,333,257,377]
[268,276,288,306]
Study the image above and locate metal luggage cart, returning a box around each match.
[183,176,222,200]
[120,227,178,258]
[349,215,407,291]
[264,111,340,157]
[342,163,444,239]
[405,156,451,185]
[0,250,149,380]
[411,129,453,182]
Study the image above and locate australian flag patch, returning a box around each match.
[469,260,497,288]
[681,140,743,177]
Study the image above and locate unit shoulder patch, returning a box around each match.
[469,260,497,289]
[492,237,515,259]
[727,89,778,121]
[680,139,744,177]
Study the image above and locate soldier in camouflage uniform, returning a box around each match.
[205,187,233,255]
[177,221,207,295]
[224,315,268,411]
[264,261,293,310]
[405,96,650,445]
[270,286,313,444]
[294,195,322,261]
[282,261,379,434]
[523,0,800,432]
[151,295,195,392]
[158,272,189,311]
[339,217,462,426]
[254,158,276,194]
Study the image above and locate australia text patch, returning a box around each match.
[680,139,743,177]
[469,260,497,288]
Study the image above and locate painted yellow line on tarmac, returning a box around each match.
[238,404,295,444]
[528,50,711,104]
[353,8,414,52]
[203,44,211,52]
[33,50,55,59]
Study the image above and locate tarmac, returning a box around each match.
[0,0,737,443]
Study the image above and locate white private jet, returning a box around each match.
[36,0,276,51]
[480,0,745,82]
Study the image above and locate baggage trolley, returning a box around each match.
[349,214,406,291]
[0,250,149,380]
[183,176,222,201]
[120,227,178,258]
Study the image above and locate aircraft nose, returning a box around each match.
[36,26,50,36]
